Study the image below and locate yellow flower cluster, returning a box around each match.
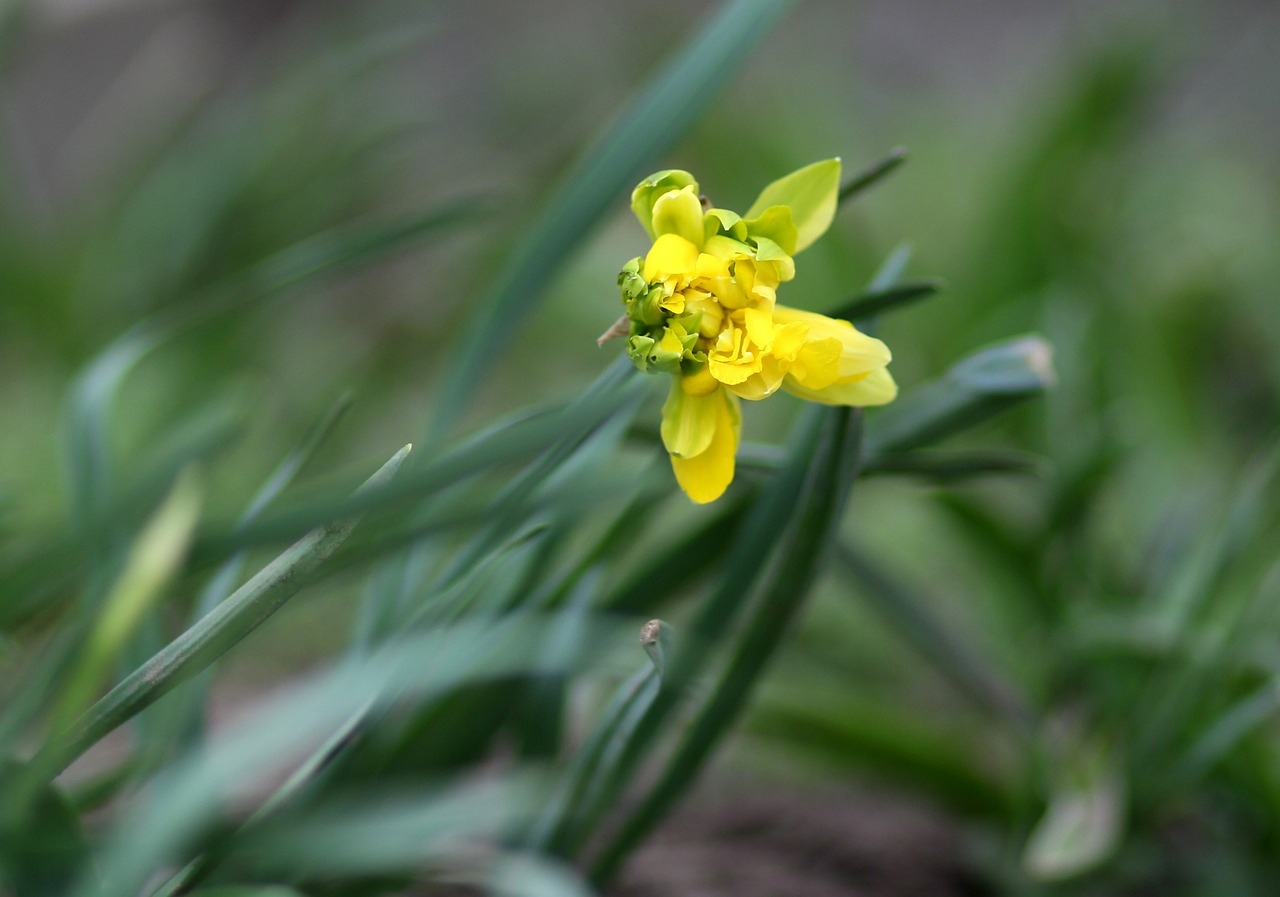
[617,160,896,503]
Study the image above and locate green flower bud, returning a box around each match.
[618,257,646,300]
[626,333,657,373]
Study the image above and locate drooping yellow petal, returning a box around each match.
[642,233,699,282]
[782,365,898,406]
[772,305,891,376]
[660,378,721,459]
[788,336,844,389]
[651,186,706,248]
[670,389,740,504]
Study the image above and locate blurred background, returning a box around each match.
[2,0,1279,893]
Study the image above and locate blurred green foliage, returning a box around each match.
[0,1,1277,895]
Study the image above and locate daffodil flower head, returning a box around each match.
[616,159,898,504]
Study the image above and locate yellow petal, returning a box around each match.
[742,307,775,348]
[651,186,705,248]
[708,356,759,385]
[670,390,740,504]
[643,233,699,282]
[783,365,898,406]
[727,360,787,401]
[661,379,721,458]
[772,305,891,377]
[789,336,844,389]
[701,234,752,260]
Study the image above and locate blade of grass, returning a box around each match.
[586,410,825,804]
[434,0,795,426]
[34,445,412,778]
[837,147,908,205]
[80,615,628,897]
[827,278,942,323]
[152,394,356,758]
[198,370,643,558]
[47,471,202,740]
[65,328,162,537]
[525,620,671,858]
[865,335,1056,454]
[591,406,861,885]
[838,543,1033,725]
[860,448,1043,479]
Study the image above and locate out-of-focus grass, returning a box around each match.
[0,0,1276,895]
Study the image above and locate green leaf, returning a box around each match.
[34,445,412,777]
[186,889,304,897]
[827,278,942,323]
[48,470,202,739]
[837,147,908,205]
[65,328,163,528]
[591,407,863,886]
[78,616,626,897]
[0,760,90,897]
[158,394,355,756]
[750,692,1010,816]
[866,335,1056,454]
[435,0,795,426]
[744,158,841,253]
[525,619,671,858]
[837,543,1032,723]
[1023,744,1125,881]
[860,448,1044,480]
[1178,681,1280,781]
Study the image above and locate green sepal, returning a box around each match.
[671,313,704,348]
[631,170,699,239]
[626,334,657,373]
[750,235,796,281]
[625,286,669,328]
[744,158,841,253]
[618,258,646,301]
[646,335,687,375]
[704,208,747,243]
[742,205,798,255]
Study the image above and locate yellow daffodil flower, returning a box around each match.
[615,159,896,504]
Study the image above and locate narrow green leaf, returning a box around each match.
[1178,680,1280,781]
[1023,747,1124,880]
[860,448,1044,480]
[591,407,862,886]
[751,695,1010,816]
[435,0,795,426]
[77,616,625,897]
[48,471,202,738]
[865,241,913,292]
[838,543,1032,724]
[837,147,909,205]
[827,278,942,323]
[866,335,1056,454]
[156,394,356,756]
[0,759,90,897]
[65,328,162,528]
[182,203,481,330]
[35,445,412,777]
[201,370,644,557]
[527,619,671,858]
